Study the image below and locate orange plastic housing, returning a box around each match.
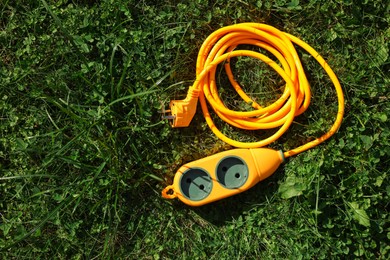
[162,148,284,206]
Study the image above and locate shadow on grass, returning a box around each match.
[191,166,286,226]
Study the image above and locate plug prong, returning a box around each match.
[158,109,171,114]
[162,115,175,120]
[160,104,174,120]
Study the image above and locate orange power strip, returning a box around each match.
[161,23,344,206]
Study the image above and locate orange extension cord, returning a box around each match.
[188,23,344,158]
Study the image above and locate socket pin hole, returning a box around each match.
[235,173,240,178]
[199,184,205,190]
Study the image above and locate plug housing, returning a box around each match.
[162,86,199,128]
[169,98,198,127]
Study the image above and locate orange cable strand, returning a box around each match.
[191,23,344,158]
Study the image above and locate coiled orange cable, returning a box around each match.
[190,23,344,158]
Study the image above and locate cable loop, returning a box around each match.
[192,23,344,157]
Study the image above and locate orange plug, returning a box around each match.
[162,86,199,127]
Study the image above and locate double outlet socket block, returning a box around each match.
[169,148,285,206]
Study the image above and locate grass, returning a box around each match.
[0,0,389,258]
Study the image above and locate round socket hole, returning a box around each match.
[179,168,212,201]
[216,156,248,189]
